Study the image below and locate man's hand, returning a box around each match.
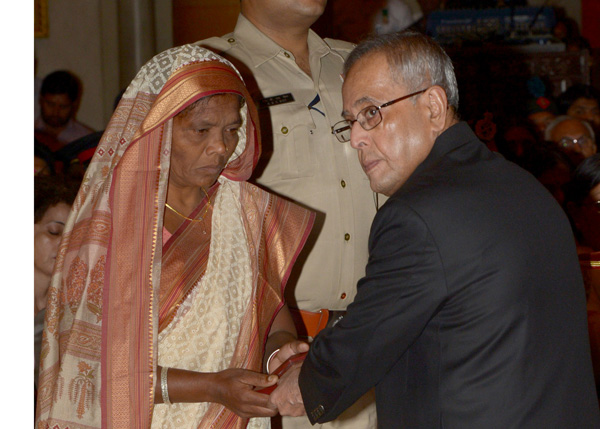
[210,369,279,418]
[268,340,310,373]
[268,361,307,416]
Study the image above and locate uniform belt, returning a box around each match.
[289,307,347,341]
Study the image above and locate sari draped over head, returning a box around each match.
[35,45,315,429]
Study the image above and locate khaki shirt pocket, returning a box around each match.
[265,103,317,181]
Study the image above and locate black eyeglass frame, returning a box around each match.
[331,88,428,143]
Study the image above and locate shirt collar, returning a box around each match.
[233,14,333,68]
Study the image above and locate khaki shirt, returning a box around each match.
[200,15,379,311]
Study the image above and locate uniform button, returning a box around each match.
[227,37,235,43]
[340,293,347,299]
[344,233,350,241]
[284,52,291,58]
[281,126,289,134]
[340,180,346,188]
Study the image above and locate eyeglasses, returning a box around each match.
[558,136,593,149]
[331,88,427,143]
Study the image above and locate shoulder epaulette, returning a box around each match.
[323,38,356,53]
[196,34,237,55]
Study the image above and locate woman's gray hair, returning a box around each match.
[344,31,459,113]
[544,115,595,142]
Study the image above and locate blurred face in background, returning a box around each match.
[550,118,597,165]
[40,93,74,129]
[567,97,600,130]
[34,203,70,278]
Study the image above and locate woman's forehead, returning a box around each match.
[178,93,243,118]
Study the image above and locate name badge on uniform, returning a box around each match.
[259,93,295,109]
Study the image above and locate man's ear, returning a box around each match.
[423,85,448,132]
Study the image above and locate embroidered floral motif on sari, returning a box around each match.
[69,361,97,419]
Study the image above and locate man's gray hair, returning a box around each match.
[344,31,459,112]
[544,115,595,142]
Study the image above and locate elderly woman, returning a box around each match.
[35,46,314,428]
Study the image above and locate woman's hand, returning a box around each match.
[210,368,279,418]
[154,366,278,418]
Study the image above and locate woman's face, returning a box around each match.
[170,94,242,190]
[34,203,70,277]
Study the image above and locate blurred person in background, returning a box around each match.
[34,175,80,394]
[35,70,94,150]
[524,76,558,139]
[558,84,600,134]
[545,115,597,166]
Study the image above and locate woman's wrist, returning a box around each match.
[155,366,216,404]
[264,331,297,369]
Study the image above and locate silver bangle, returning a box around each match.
[161,367,172,405]
[266,349,281,374]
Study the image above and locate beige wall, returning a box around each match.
[35,0,117,131]
[34,0,173,131]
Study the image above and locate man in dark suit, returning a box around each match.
[268,31,600,427]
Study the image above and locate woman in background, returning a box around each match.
[34,174,79,394]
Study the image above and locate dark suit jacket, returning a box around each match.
[299,122,600,427]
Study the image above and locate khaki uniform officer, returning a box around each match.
[199,8,379,429]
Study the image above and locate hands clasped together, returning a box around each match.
[222,340,310,418]
[264,340,309,417]
[156,340,311,419]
